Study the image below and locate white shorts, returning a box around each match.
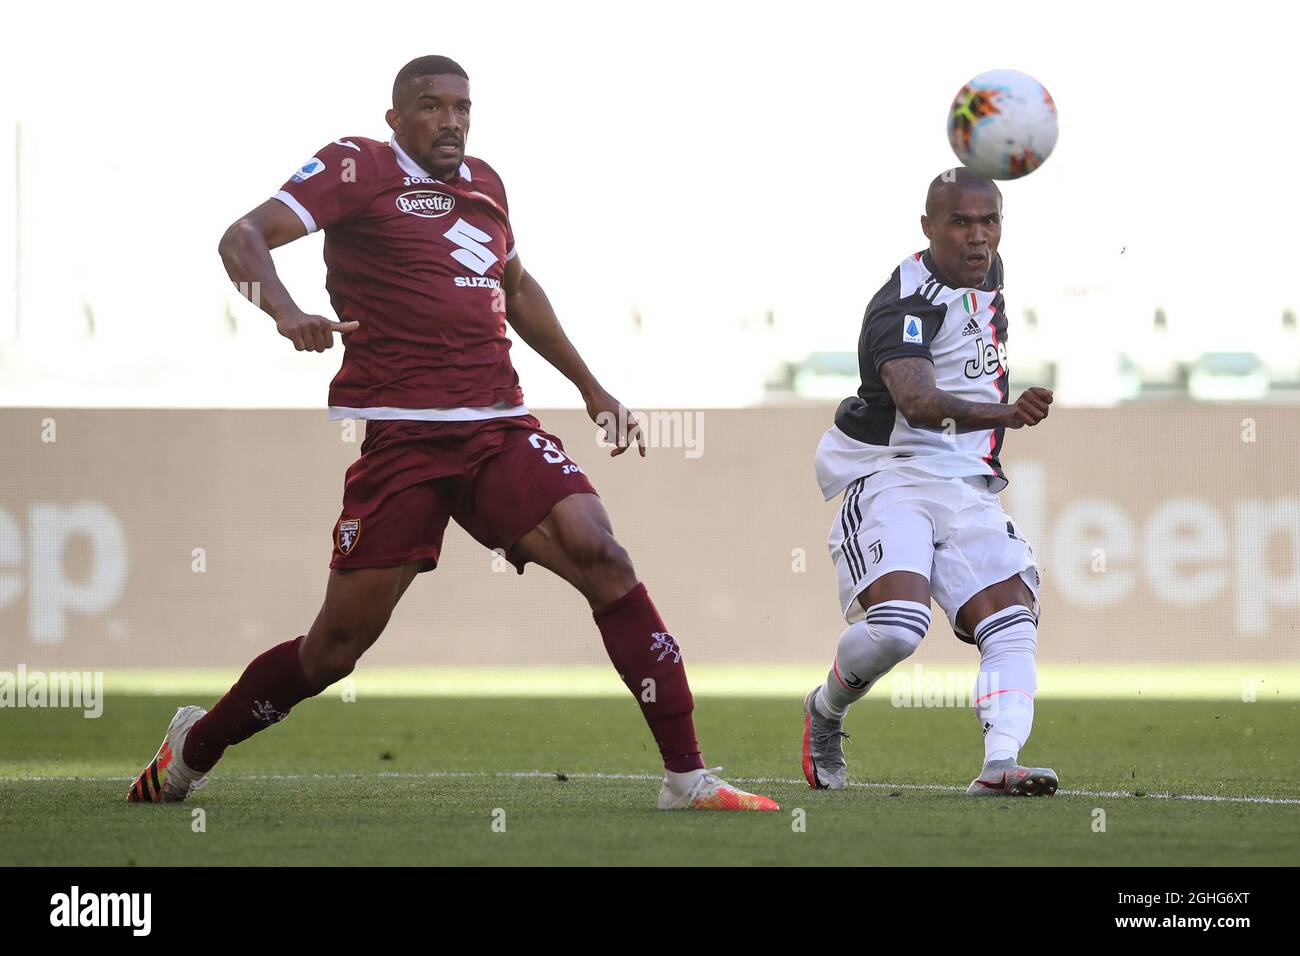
[828,469,1040,641]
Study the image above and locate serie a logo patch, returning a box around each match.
[291,157,325,183]
[336,518,361,555]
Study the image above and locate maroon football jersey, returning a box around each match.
[274,136,527,419]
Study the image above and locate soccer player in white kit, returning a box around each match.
[801,169,1059,797]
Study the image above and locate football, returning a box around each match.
[947,69,1058,180]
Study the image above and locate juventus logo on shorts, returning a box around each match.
[868,539,883,564]
[337,518,360,556]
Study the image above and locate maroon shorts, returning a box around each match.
[329,414,597,573]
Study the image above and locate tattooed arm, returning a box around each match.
[880,357,1053,430]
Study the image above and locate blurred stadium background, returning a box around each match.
[2,0,1298,688]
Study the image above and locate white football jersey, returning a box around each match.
[816,250,1010,500]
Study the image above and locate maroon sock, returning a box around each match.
[594,583,704,773]
[182,636,321,773]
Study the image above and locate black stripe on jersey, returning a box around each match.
[982,288,1010,485]
[835,267,948,446]
[915,259,949,302]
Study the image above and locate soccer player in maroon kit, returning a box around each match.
[127,55,777,812]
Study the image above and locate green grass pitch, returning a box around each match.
[2,671,1297,866]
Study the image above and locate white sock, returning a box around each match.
[972,605,1038,765]
[817,601,931,718]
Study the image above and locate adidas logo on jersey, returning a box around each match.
[962,317,981,336]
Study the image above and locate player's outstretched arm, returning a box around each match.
[881,356,1052,430]
[502,255,645,457]
[217,199,359,353]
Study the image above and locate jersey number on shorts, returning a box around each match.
[529,433,584,475]
[529,433,568,464]
[443,218,500,276]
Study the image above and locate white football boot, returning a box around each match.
[965,757,1058,797]
[657,767,780,811]
[126,705,210,803]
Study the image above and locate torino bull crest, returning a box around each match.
[336,518,360,556]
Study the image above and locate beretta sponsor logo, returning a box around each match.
[396,190,455,218]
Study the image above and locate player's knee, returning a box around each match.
[867,626,923,667]
[310,652,356,689]
[597,536,635,580]
[302,620,381,687]
[570,530,636,592]
[862,603,930,667]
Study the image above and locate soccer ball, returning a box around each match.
[947,70,1058,180]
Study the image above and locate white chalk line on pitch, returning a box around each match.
[2,769,1299,805]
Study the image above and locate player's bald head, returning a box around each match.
[921,167,1003,288]
[925,168,1002,218]
[392,55,469,109]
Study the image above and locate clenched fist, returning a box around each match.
[1005,386,1053,428]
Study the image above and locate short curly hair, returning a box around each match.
[392,56,469,109]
